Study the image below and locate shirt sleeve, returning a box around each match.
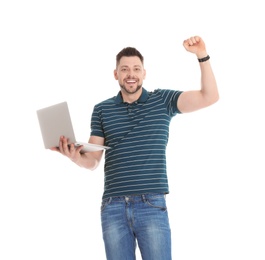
[90,105,105,138]
[157,89,183,116]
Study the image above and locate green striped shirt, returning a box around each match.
[90,88,182,199]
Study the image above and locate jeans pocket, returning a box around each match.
[100,197,111,213]
[145,195,167,211]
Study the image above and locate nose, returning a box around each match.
[127,70,134,78]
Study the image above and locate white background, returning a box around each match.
[1,0,264,259]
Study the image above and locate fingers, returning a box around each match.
[183,36,200,47]
[183,35,206,56]
[58,136,78,157]
[58,136,68,154]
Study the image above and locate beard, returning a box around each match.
[119,83,142,95]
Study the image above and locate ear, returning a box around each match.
[143,69,146,79]
[114,69,118,80]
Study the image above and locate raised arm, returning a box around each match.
[177,36,219,113]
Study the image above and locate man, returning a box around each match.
[52,36,219,260]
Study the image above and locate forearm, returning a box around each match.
[199,58,219,105]
[72,152,101,170]
[177,57,219,113]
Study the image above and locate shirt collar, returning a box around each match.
[115,88,148,104]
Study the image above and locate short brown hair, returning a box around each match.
[116,47,144,67]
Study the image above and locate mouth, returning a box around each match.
[125,79,137,85]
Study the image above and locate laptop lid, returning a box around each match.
[36,101,109,152]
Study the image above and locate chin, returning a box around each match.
[121,85,142,94]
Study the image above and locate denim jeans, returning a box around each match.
[101,193,171,260]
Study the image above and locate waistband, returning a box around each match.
[102,193,166,203]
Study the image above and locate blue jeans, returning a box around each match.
[101,193,171,260]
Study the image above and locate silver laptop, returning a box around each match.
[36,101,110,153]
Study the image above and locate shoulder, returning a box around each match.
[150,88,182,99]
[94,96,116,108]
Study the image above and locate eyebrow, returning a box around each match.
[120,65,142,68]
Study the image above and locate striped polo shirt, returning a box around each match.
[90,88,183,199]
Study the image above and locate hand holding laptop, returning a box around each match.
[50,135,106,168]
[50,135,83,152]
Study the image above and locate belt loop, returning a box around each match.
[141,194,146,202]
